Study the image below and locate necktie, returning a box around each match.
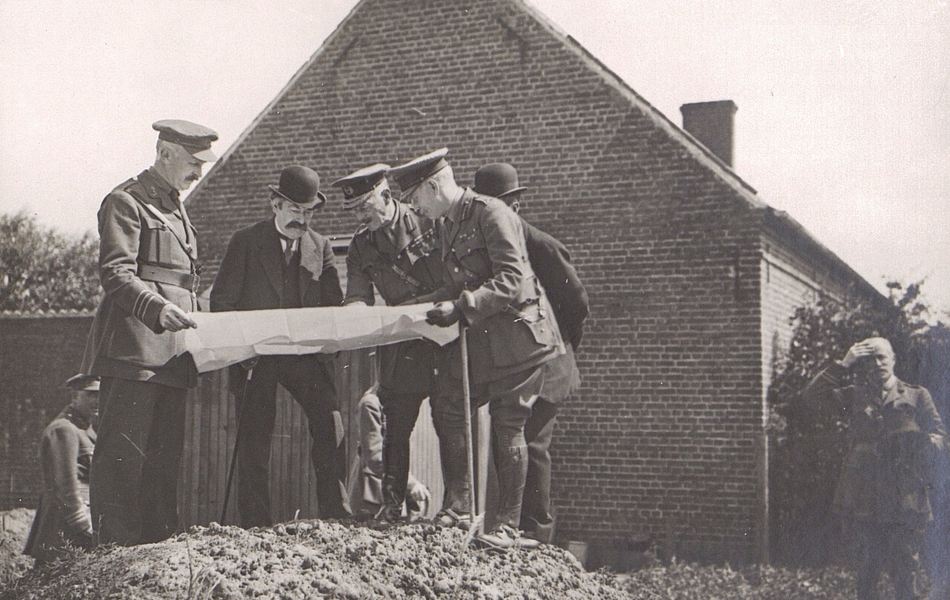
[280,235,296,265]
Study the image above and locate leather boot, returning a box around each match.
[494,444,528,528]
[436,427,471,516]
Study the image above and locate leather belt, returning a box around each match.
[138,264,200,293]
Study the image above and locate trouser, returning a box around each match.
[377,388,425,511]
[230,355,349,528]
[432,365,543,528]
[521,397,558,535]
[90,377,187,546]
[854,519,925,600]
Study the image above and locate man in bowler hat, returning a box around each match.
[82,119,216,546]
[474,163,589,543]
[211,165,350,527]
[391,148,563,549]
[332,163,446,522]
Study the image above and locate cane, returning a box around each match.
[221,366,254,524]
[459,323,481,538]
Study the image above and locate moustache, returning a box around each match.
[286,222,307,230]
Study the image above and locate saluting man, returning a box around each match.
[211,165,349,527]
[331,164,447,522]
[803,337,948,600]
[82,119,217,546]
[390,148,564,549]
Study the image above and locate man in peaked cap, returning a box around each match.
[332,163,447,523]
[211,165,350,528]
[81,119,216,546]
[390,148,564,549]
[474,163,589,544]
[802,337,948,600]
[24,374,99,563]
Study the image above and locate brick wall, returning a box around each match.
[182,0,872,564]
[0,313,93,509]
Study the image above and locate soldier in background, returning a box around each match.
[802,337,948,600]
[332,164,445,523]
[82,120,217,546]
[24,374,99,564]
[348,386,432,521]
[473,163,589,544]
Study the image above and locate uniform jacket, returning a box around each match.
[437,190,562,384]
[522,219,589,352]
[345,202,444,395]
[81,168,199,388]
[522,219,588,402]
[24,407,96,561]
[210,218,343,312]
[805,362,948,526]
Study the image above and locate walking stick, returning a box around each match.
[221,366,254,524]
[459,323,482,538]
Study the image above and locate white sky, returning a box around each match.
[2,0,948,313]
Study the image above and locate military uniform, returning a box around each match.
[434,189,562,528]
[473,162,590,542]
[82,120,215,546]
[345,202,445,511]
[83,164,203,545]
[805,361,948,600]
[24,399,96,563]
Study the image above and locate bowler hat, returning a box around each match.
[473,163,527,199]
[269,166,327,206]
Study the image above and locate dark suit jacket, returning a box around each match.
[521,218,589,351]
[210,219,343,312]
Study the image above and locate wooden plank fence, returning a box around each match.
[178,348,445,527]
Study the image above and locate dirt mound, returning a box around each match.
[0,510,34,586]
[2,519,632,599]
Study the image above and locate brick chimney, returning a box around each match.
[680,100,737,167]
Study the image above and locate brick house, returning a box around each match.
[175,0,881,565]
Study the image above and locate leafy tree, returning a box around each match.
[0,211,101,312]
[768,282,950,567]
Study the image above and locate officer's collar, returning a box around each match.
[139,167,178,210]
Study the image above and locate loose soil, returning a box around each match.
[1,516,631,599]
[0,510,34,587]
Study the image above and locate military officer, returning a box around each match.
[390,148,563,549]
[803,337,948,600]
[81,119,217,546]
[331,163,447,522]
[473,163,589,544]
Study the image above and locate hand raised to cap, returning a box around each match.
[841,339,876,368]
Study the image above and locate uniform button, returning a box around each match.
[454,267,459,273]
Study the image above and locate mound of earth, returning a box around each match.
[0,509,34,586]
[1,519,632,599]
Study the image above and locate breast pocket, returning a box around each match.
[140,215,170,266]
[452,232,491,283]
